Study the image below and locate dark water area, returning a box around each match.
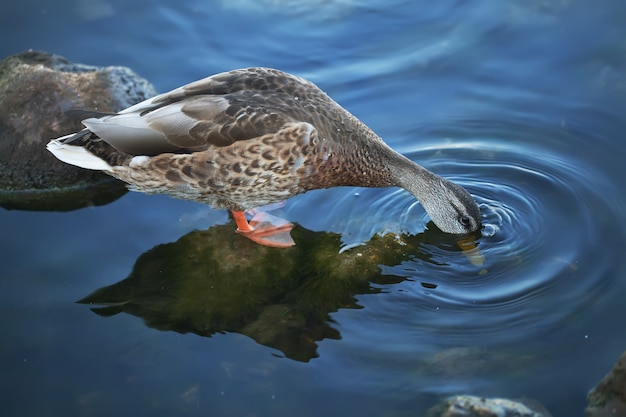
[2,1,626,416]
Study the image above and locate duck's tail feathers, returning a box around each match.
[54,128,92,144]
[47,139,113,171]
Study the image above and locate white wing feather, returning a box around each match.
[46,140,112,171]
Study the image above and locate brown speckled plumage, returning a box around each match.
[47,67,482,239]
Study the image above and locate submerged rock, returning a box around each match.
[0,50,156,210]
[77,221,478,362]
[427,395,552,417]
[420,346,533,378]
[76,223,401,361]
[587,351,626,417]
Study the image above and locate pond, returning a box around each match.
[2,0,626,416]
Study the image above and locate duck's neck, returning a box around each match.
[324,137,441,200]
[303,119,442,196]
[386,149,441,200]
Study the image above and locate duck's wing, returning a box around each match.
[81,68,322,156]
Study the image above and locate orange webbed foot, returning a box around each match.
[231,211,295,248]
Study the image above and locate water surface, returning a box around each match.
[2,1,626,416]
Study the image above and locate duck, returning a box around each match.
[47,67,481,248]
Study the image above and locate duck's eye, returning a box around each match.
[461,215,471,226]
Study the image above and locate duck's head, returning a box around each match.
[388,154,481,234]
[419,177,482,235]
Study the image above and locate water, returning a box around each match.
[2,0,626,416]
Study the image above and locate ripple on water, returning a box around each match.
[329,140,624,357]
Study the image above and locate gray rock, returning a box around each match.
[587,351,626,417]
[0,50,157,210]
[427,395,552,417]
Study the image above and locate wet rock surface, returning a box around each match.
[427,395,552,417]
[0,50,156,210]
[587,351,626,417]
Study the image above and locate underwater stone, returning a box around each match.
[427,395,552,417]
[0,50,156,210]
[586,350,626,417]
[76,223,427,362]
[419,347,533,378]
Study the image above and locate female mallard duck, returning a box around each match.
[47,68,481,247]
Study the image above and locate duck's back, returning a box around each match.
[50,68,402,210]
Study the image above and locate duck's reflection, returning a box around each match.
[78,221,482,362]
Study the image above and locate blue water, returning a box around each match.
[2,1,626,416]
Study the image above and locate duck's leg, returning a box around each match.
[231,210,295,248]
